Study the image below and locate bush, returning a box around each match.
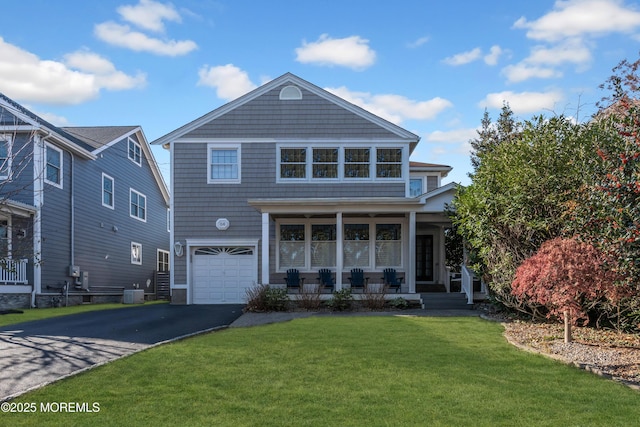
[362,284,388,310]
[326,288,353,311]
[298,283,322,311]
[388,297,409,310]
[245,284,289,312]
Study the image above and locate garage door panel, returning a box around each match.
[192,246,257,304]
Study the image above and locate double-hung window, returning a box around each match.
[208,144,241,183]
[102,173,114,209]
[376,148,402,178]
[343,224,370,268]
[128,137,141,165]
[45,144,62,187]
[131,242,142,265]
[312,148,338,178]
[279,224,305,268]
[280,148,306,179]
[375,224,402,267]
[130,189,146,221]
[311,224,336,267]
[344,148,370,178]
[0,136,11,180]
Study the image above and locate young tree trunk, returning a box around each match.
[564,310,572,343]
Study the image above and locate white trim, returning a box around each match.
[128,137,142,166]
[0,134,12,181]
[261,213,270,285]
[276,143,406,183]
[131,241,142,265]
[101,173,115,209]
[44,142,63,188]
[207,143,241,184]
[129,188,147,222]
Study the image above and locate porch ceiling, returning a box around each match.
[0,199,36,218]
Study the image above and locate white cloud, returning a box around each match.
[483,45,503,66]
[295,34,376,70]
[0,37,146,105]
[514,0,640,42]
[117,0,181,32]
[95,22,197,56]
[426,128,479,144]
[407,36,430,48]
[197,64,257,101]
[325,86,452,124]
[479,90,565,114]
[502,63,563,83]
[442,47,482,66]
[526,40,592,66]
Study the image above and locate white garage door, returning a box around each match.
[192,246,257,304]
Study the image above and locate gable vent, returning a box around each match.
[279,85,302,100]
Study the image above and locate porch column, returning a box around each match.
[439,226,447,292]
[261,212,270,285]
[408,211,416,293]
[336,212,343,290]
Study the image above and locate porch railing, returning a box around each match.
[0,258,29,284]
[461,265,475,305]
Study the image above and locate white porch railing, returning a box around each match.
[0,258,29,284]
[461,265,476,305]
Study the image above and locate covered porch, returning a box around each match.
[248,192,455,298]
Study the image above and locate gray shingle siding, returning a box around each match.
[183,86,401,140]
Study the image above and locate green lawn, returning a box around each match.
[4,316,639,426]
[0,301,168,327]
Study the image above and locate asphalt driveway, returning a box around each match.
[0,303,244,401]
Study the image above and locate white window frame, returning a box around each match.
[275,217,406,272]
[207,143,241,184]
[44,143,63,188]
[131,242,142,265]
[128,137,142,166]
[276,143,405,183]
[0,135,12,181]
[102,173,115,209]
[129,189,147,222]
[157,249,170,272]
[409,176,425,197]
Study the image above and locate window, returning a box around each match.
[157,249,170,272]
[311,224,336,267]
[343,224,370,268]
[130,189,146,221]
[208,145,240,183]
[128,137,141,165]
[376,224,402,267]
[312,148,338,178]
[410,178,423,197]
[279,224,305,268]
[344,148,370,178]
[278,145,403,181]
[102,173,114,209]
[131,242,142,265]
[45,144,62,187]
[376,148,402,178]
[0,219,9,256]
[0,136,11,180]
[280,148,306,179]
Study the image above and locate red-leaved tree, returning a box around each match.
[511,237,619,342]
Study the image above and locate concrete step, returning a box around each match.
[421,292,472,310]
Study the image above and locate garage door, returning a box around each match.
[192,246,257,304]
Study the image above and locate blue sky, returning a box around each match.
[1,0,640,186]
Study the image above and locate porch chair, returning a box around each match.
[348,268,369,292]
[381,268,403,293]
[317,268,335,292]
[285,269,304,292]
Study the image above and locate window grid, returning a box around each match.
[280,148,306,179]
[130,189,146,221]
[312,148,338,179]
[131,242,142,265]
[128,138,141,165]
[45,144,62,187]
[0,137,11,180]
[102,174,114,208]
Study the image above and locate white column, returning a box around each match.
[336,212,343,290]
[261,212,270,285]
[439,226,447,291]
[408,212,416,294]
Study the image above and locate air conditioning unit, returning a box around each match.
[123,289,145,304]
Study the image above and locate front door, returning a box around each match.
[416,235,433,282]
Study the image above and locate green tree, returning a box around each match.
[469,103,519,172]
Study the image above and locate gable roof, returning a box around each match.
[151,73,420,149]
[0,93,97,159]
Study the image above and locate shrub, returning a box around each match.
[388,297,409,310]
[245,284,289,312]
[362,284,388,310]
[326,288,353,311]
[298,283,322,311]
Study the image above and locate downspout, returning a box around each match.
[31,130,51,307]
